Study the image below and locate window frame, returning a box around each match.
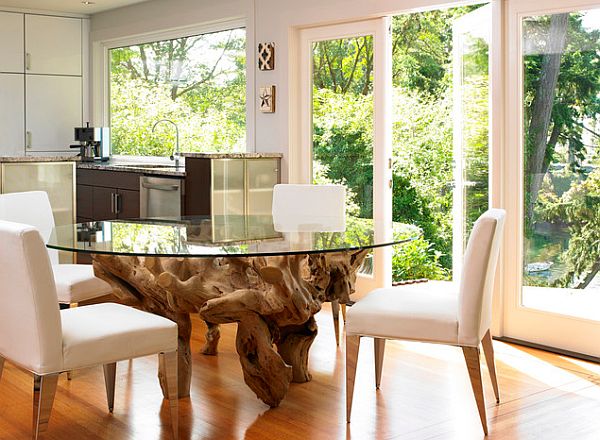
[92,17,253,157]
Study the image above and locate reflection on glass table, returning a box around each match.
[48,215,417,257]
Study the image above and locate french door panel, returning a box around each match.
[299,19,392,297]
[503,0,600,357]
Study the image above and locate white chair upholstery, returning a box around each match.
[0,221,179,439]
[272,183,347,345]
[272,184,346,232]
[0,191,112,304]
[345,209,506,435]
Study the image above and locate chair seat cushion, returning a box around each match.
[61,303,178,370]
[53,264,113,304]
[346,281,460,345]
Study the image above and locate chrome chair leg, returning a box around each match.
[33,373,59,439]
[374,338,386,389]
[103,363,117,413]
[332,300,341,346]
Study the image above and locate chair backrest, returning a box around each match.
[0,191,58,264]
[272,184,346,232]
[0,221,63,374]
[458,209,506,346]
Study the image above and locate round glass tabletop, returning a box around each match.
[47,215,419,258]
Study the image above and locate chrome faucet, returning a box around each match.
[152,119,180,167]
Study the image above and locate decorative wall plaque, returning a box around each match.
[258,42,275,71]
[260,85,276,113]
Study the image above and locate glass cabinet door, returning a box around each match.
[1,161,75,263]
[246,159,279,216]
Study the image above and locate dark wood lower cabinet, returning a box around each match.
[76,168,140,222]
[76,168,141,263]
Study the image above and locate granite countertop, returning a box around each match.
[77,160,185,178]
[0,155,80,163]
[182,152,283,159]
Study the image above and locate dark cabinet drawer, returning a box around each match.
[77,168,140,191]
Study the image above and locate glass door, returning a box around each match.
[504,0,600,356]
[299,19,392,295]
[389,4,491,286]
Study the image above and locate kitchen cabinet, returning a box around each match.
[0,74,25,156]
[185,156,281,217]
[247,159,280,216]
[25,15,82,76]
[0,12,87,155]
[0,12,24,73]
[26,75,82,151]
[0,161,76,263]
[76,168,140,221]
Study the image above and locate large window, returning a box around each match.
[109,27,246,157]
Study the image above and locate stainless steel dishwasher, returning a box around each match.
[140,176,183,218]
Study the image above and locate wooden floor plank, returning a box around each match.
[0,304,599,439]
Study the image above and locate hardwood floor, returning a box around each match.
[1,304,600,439]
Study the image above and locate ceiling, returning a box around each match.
[0,0,150,14]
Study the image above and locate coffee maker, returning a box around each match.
[70,123,110,162]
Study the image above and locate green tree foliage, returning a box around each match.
[110,28,246,156]
[537,168,600,288]
[524,14,600,223]
[523,13,600,287]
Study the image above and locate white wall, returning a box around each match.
[90,0,472,180]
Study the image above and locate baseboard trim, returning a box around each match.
[494,336,600,364]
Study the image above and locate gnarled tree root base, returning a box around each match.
[92,249,368,407]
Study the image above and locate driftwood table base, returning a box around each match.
[92,249,368,407]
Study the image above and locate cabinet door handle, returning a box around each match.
[26,131,32,149]
[115,193,122,214]
[25,53,31,71]
[110,192,116,214]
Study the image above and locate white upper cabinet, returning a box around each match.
[0,74,25,155]
[26,75,82,151]
[25,15,82,76]
[0,12,24,73]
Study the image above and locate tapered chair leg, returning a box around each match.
[103,363,117,413]
[331,300,341,347]
[0,356,4,383]
[33,374,59,440]
[462,346,488,435]
[374,338,386,389]
[159,351,178,439]
[341,303,347,323]
[346,335,360,422]
[481,330,500,403]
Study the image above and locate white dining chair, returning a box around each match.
[0,220,179,439]
[0,191,113,306]
[272,183,347,344]
[345,209,505,435]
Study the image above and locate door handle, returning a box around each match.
[25,53,31,71]
[110,192,116,214]
[115,193,122,214]
[26,131,32,149]
[141,182,180,191]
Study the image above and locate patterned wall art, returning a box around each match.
[258,42,275,71]
[259,85,276,113]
